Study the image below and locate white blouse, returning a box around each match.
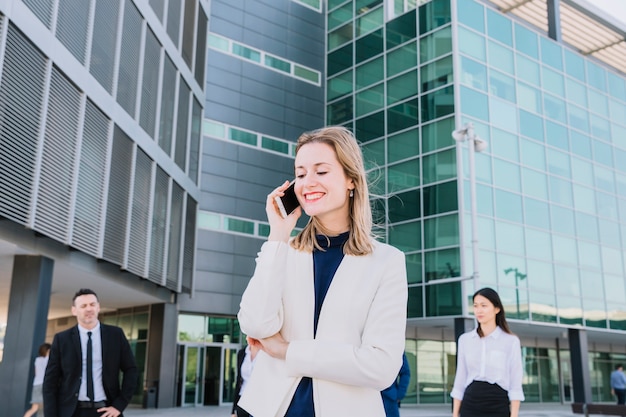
[451,326,525,401]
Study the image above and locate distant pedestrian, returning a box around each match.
[381,352,410,417]
[451,287,524,417]
[23,342,51,417]
[610,364,626,405]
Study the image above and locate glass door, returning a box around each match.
[178,344,205,407]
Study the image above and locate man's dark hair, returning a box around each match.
[73,288,98,304]
[617,364,623,370]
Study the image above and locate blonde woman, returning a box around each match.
[237,126,408,417]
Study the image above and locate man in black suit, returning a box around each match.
[43,288,138,417]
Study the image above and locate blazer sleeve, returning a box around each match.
[285,247,408,390]
[238,241,290,339]
[43,332,62,417]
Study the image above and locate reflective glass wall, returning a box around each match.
[456,0,626,329]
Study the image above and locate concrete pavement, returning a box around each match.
[125,402,576,416]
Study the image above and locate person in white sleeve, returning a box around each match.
[237,126,408,417]
[451,287,525,417]
[23,343,51,417]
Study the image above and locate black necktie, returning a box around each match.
[87,331,94,402]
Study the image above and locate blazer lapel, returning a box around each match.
[71,326,82,371]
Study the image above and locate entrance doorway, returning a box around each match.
[177,343,239,406]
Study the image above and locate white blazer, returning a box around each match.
[237,239,408,417]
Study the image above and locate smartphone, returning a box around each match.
[274,181,300,218]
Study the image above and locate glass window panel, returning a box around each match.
[265,55,290,73]
[460,56,487,91]
[386,9,416,48]
[557,293,583,325]
[590,115,611,141]
[356,0,382,14]
[514,23,538,59]
[517,82,541,113]
[495,189,523,223]
[495,221,524,254]
[356,6,383,36]
[229,128,257,145]
[540,37,563,70]
[610,99,626,124]
[568,104,589,133]
[419,0,451,35]
[493,158,520,192]
[356,56,384,89]
[458,26,485,61]
[553,234,577,264]
[476,182,494,216]
[232,44,260,62]
[588,89,608,115]
[406,253,423,284]
[329,23,354,50]
[572,184,595,213]
[488,40,514,74]
[602,246,624,275]
[208,34,229,52]
[389,221,421,252]
[519,110,543,142]
[542,67,565,97]
[571,157,593,187]
[599,219,621,247]
[543,93,566,123]
[328,2,353,31]
[489,97,517,131]
[525,197,550,229]
[617,173,626,195]
[424,213,459,249]
[566,77,587,107]
[530,291,556,323]
[527,259,554,291]
[584,298,607,328]
[422,86,454,122]
[516,54,540,86]
[597,191,618,220]
[545,120,568,150]
[423,180,458,216]
[328,70,353,101]
[329,0,348,11]
[423,149,456,184]
[525,229,552,260]
[328,43,353,77]
[389,128,419,163]
[609,301,626,329]
[477,216,496,250]
[489,70,516,102]
[586,61,607,92]
[261,136,289,154]
[475,150,492,183]
[547,148,571,177]
[388,71,418,105]
[564,49,585,82]
[522,168,548,200]
[424,249,461,281]
[486,8,512,46]
[178,314,205,341]
[605,275,626,303]
[551,205,575,235]
[570,131,591,158]
[593,140,613,167]
[388,158,420,192]
[420,26,452,62]
[594,165,615,192]
[356,83,384,117]
[362,138,385,170]
[549,176,573,206]
[328,96,353,125]
[580,269,604,299]
[520,138,545,170]
[457,0,484,32]
[490,128,519,162]
[389,189,420,222]
[422,117,455,153]
[608,72,626,100]
[461,86,489,121]
[576,211,599,241]
[421,55,453,93]
[388,98,419,133]
[387,42,417,78]
[356,29,383,64]
[355,110,384,142]
[407,285,423,317]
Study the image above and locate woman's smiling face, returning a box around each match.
[294,142,354,233]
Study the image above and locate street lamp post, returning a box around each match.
[452,122,487,292]
[505,267,527,317]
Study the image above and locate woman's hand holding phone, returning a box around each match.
[266,180,301,242]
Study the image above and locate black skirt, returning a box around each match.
[460,380,510,417]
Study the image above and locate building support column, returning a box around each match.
[569,328,592,404]
[0,255,54,417]
[147,302,178,408]
[454,317,474,342]
[547,0,562,42]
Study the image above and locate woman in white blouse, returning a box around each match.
[451,288,524,417]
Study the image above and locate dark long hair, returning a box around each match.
[474,287,512,337]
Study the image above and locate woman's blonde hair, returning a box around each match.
[290,126,374,256]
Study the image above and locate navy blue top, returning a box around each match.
[284,232,349,417]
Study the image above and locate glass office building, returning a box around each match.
[324,0,626,405]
